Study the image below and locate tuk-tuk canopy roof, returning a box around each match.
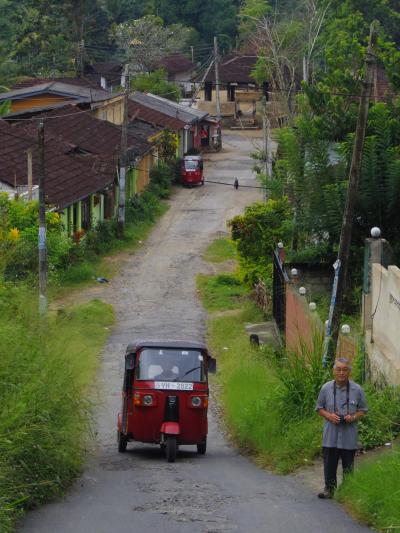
[125,339,208,356]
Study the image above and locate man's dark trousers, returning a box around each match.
[323,447,356,492]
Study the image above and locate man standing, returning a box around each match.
[316,357,368,499]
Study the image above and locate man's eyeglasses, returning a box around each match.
[334,367,350,373]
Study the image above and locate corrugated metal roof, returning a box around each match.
[0,82,117,103]
[132,92,208,124]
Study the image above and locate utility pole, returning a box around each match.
[27,148,33,201]
[79,39,85,77]
[37,121,48,315]
[190,46,194,63]
[324,21,378,363]
[117,64,129,237]
[214,36,222,150]
[262,96,272,200]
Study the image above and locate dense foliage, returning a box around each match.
[0,164,174,285]
[228,198,292,285]
[0,0,243,85]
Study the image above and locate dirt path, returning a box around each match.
[20,131,370,533]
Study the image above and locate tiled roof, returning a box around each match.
[40,105,151,159]
[374,65,397,102]
[88,62,123,75]
[0,119,115,209]
[201,54,258,84]
[12,77,101,90]
[155,54,195,75]
[128,100,186,130]
[131,92,208,124]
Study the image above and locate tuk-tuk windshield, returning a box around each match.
[184,160,199,171]
[136,348,206,382]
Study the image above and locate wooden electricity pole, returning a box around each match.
[118,64,129,237]
[324,21,378,362]
[214,36,222,150]
[37,121,48,315]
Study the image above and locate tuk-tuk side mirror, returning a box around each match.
[208,356,217,374]
[125,352,136,370]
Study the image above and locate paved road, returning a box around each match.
[20,132,370,533]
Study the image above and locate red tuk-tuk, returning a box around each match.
[180,155,204,186]
[117,340,216,462]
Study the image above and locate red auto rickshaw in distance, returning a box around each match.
[180,155,204,187]
[117,340,216,462]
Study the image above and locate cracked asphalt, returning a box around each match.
[19,132,370,533]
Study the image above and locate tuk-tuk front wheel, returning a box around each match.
[118,431,128,453]
[197,438,207,455]
[166,435,177,463]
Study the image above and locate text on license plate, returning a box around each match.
[154,381,194,391]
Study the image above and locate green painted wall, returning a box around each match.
[92,194,102,226]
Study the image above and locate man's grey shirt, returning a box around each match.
[315,380,368,449]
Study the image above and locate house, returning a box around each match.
[0,105,154,233]
[155,54,196,96]
[128,91,217,155]
[84,62,123,92]
[195,54,261,122]
[0,118,115,230]
[0,82,125,126]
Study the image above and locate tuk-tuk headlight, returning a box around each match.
[191,396,202,407]
[142,394,153,406]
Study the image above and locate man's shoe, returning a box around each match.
[318,489,333,499]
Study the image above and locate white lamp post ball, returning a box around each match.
[371,227,381,238]
[277,241,284,249]
[299,286,306,296]
[341,324,351,335]
[291,268,298,277]
[309,302,317,311]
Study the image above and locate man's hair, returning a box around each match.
[333,357,352,370]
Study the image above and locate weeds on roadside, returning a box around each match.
[336,445,400,532]
[0,287,114,532]
[263,331,331,422]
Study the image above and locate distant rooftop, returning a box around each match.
[132,92,208,124]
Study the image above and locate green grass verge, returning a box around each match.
[197,273,250,312]
[0,286,114,532]
[203,238,237,263]
[208,304,322,472]
[336,446,400,532]
[201,238,323,473]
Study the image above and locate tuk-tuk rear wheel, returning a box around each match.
[118,431,128,453]
[197,438,207,455]
[166,436,177,463]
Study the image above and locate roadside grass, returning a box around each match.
[197,273,250,312]
[336,446,400,532]
[50,205,169,297]
[0,286,114,532]
[203,238,237,263]
[208,307,322,472]
[202,237,323,473]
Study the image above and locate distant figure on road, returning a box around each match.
[315,358,368,499]
[234,178,239,190]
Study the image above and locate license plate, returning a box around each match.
[154,381,194,391]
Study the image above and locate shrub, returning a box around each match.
[148,163,174,199]
[262,330,331,421]
[228,198,292,286]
